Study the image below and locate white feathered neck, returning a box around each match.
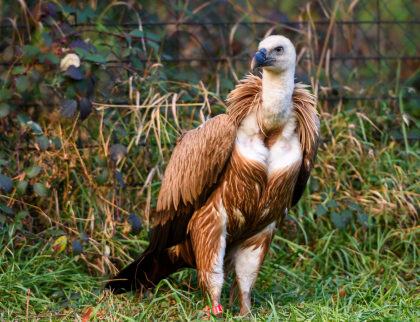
[260,68,295,131]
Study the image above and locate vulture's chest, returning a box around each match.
[223,113,302,237]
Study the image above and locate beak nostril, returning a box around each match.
[251,48,272,70]
[258,48,268,57]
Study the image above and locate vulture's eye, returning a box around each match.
[274,46,284,54]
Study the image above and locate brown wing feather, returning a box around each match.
[292,84,320,206]
[149,114,237,253]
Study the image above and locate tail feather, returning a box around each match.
[106,248,186,294]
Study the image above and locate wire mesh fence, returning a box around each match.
[1,0,420,109]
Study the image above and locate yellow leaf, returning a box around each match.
[52,236,67,253]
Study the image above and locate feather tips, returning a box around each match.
[226,73,263,128]
[156,114,237,220]
[226,73,319,154]
[292,83,319,155]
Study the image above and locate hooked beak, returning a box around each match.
[251,48,273,70]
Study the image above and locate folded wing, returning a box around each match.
[149,114,237,253]
[292,84,320,206]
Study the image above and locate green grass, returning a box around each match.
[1,96,419,321]
[1,98,420,321]
[1,221,420,321]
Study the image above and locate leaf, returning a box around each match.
[85,54,106,63]
[80,308,94,322]
[130,29,145,37]
[52,236,67,253]
[115,170,126,189]
[0,89,11,101]
[65,65,84,80]
[72,240,83,255]
[0,203,14,215]
[0,213,5,223]
[22,45,40,57]
[17,114,29,124]
[67,86,77,100]
[342,209,353,225]
[11,66,26,75]
[0,174,13,192]
[29,70,42,83]
[26,166,42,178]
[346,201,363,212]
[50,136,62,148]
[71,40,90,51]
[60,53,80,71]
[33,182,51,197]
[357,212,374,229]
[61,99,78,118]
[148,41,160,52]
[79,98,92,121]
[70,293,81,300]
[3,46,14,62]
[80,308,103,322]
[316,204,328,217]
[51,290,64,298]
[42,32,52,47]
[36,135,50,151]
[16,76,29,93]
[15,211,28,222]
[127,214,143,235]
[0,103,10,119]
[331,212,346,230]
[78,6,98,23]
[27,121,43,135]
[16,180,28,196]
[110,144,127,161]
[80,231,89,243]
[95,168,109,185]
[327,200,339,208]
[130,56,143,70]
[43,53,60,64]
[115,125,128,137]
[146,32,161,42]
[72,41,97,54]
[94,155,106,166]
[61,5,76,13]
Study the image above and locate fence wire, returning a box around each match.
[1,0,420,107]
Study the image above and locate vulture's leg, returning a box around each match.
[233,223,276,316]
[188,200,228,311]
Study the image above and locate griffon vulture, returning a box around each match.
[106,35,320,317]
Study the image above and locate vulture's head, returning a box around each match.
[251,35,296,73]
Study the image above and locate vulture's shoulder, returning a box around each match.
[156,114,237,218]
